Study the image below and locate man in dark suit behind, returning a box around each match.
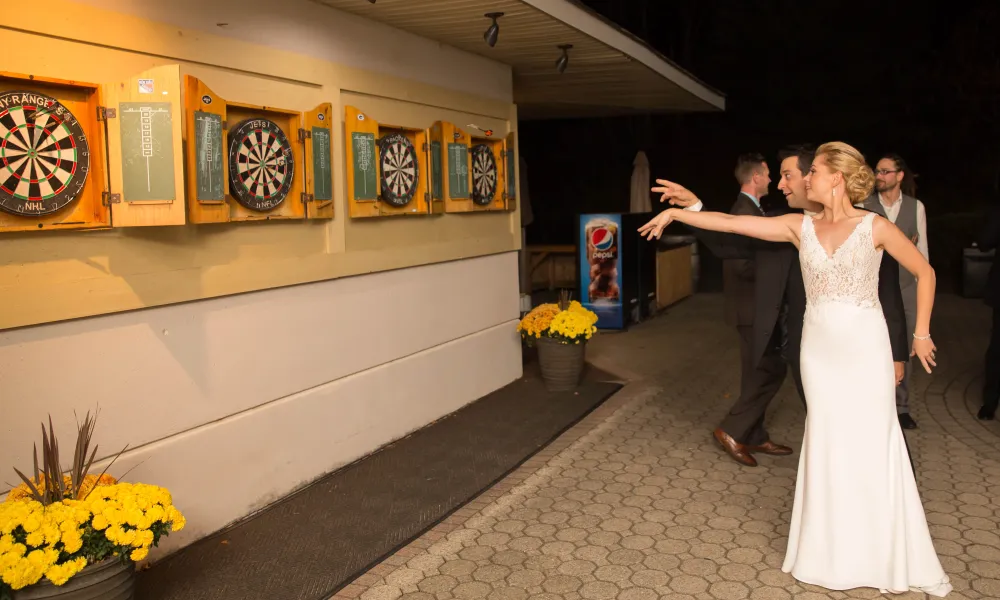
[657,146,910,467]
[977,204,1000,420]
[724,154,772,446]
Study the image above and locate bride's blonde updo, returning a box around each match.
[816,142,875,203]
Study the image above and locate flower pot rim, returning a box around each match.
[537,336,588,345]
[17,557,131,590]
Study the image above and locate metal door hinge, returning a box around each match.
[102,192,121,205]
[297,129,311,142]
[301,192,314,204]
[97,106,116,121]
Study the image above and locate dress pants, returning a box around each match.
[896,295,916,414]
[720,323,787,446]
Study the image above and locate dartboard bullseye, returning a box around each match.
[0,91,90,217]
[378,132,418,207]
[471,144,497,206]
[228,118,294,211]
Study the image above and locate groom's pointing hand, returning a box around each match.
[651,179,700,208]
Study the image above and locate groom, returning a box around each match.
[657,145,911,467]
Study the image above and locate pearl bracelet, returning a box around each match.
[913,333,932,341]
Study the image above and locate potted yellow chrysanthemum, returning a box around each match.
[517,291,599,391]
[1,412,185,600]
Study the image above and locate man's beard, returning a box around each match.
[876,181,893,192]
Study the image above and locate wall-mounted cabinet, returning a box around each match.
[184,75,330,224]
[344,105,431,218]
[429,121,512,214]
[0,66,187,233]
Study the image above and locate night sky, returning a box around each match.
[519,1,1000,287]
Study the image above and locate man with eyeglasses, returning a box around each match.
[860,153,928,430]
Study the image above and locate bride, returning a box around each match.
[638,142,951,596]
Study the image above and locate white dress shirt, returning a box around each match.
[876,193,928,260]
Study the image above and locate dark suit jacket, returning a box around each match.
[690,206,909,371]
[978,205,1000,308]
[722,193,762,328]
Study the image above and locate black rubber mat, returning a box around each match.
[136,361,622,600]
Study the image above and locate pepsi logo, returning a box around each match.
[591,227,615,251]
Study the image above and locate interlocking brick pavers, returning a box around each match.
[332,294,1000,600]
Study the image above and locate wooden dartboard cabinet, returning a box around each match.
[343,105,431,218]
[0,65,187,232]
[183,75,333,224]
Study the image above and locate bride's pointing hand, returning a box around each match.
[912,336,937,373]
[638,209,677,240]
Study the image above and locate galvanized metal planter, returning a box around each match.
[536,336,586,391]
[13,558,135,600]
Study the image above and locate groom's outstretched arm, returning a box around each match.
[878,255,909,361]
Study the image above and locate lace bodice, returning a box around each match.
[799,212,882,309]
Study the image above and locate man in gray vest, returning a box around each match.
[861,153,928,429]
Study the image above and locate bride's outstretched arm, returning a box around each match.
[638,208,802,245]
[873,216,937,373]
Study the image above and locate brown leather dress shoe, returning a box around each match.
[748,440,793,456]
[713,428,757,467]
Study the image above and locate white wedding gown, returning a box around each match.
[781,213,952,596]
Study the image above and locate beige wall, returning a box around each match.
[69,0,513,102]
[0,0,520,330]
[0,253,522,558]
[0,0,523,559]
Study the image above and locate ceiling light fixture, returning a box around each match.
[483,12,504,47]
[556,44,573,73]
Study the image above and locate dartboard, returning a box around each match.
[471,144,497,206]
[0,91,90,217]
[228,118,294,211]
[378,132,418,207]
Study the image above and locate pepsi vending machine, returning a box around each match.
[578,212,657,330]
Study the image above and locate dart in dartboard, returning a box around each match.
[0,91,90,217]
[378,132,418,207]
[227,117,295,211]
[470,143,497,206]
